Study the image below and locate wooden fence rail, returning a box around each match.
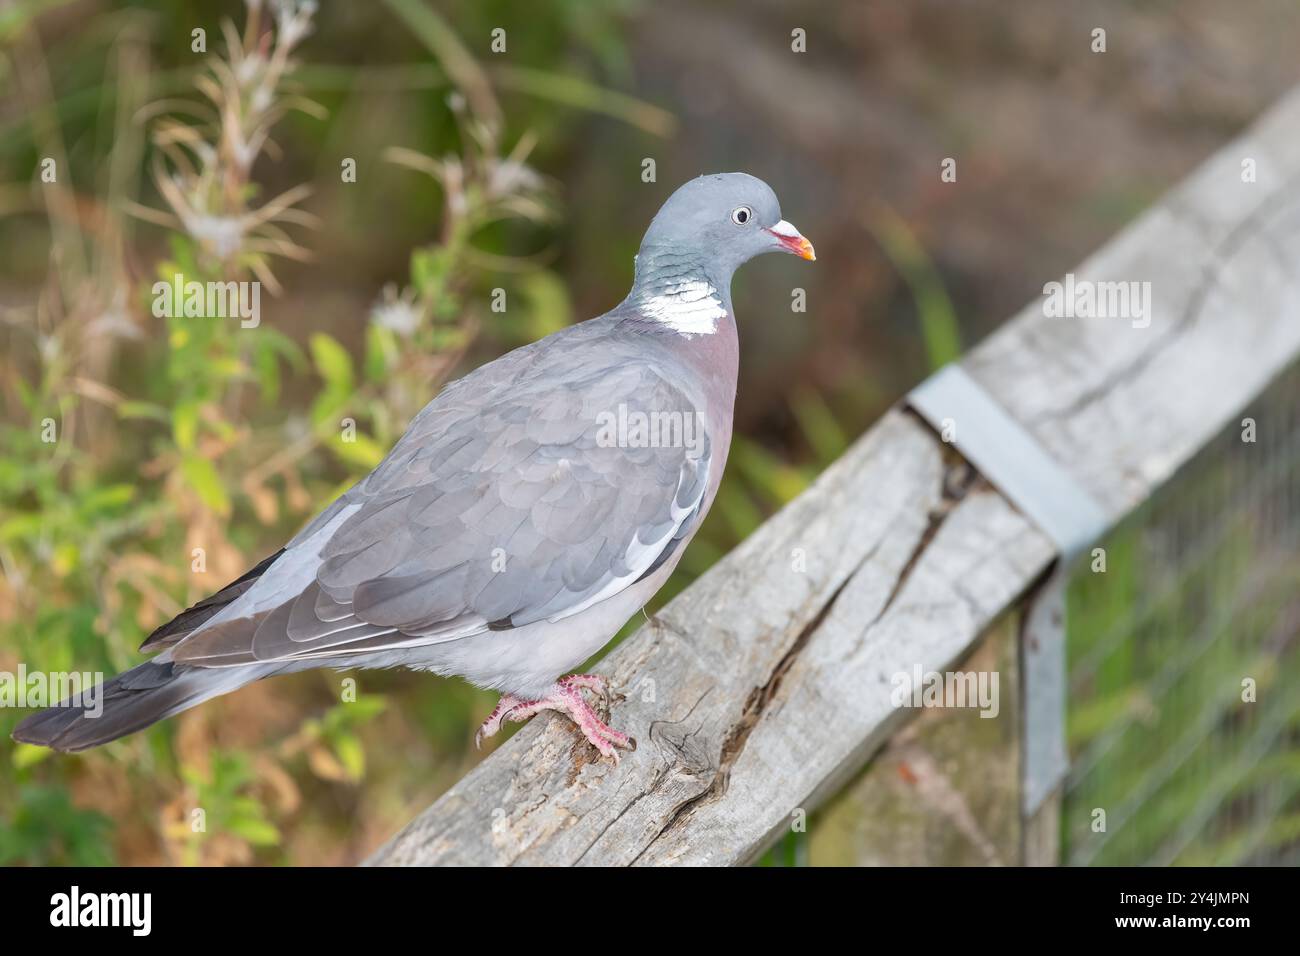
[367,85,1300,866]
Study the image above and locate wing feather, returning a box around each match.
[169,327,714,666]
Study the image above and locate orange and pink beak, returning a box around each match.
[767,219,816,261]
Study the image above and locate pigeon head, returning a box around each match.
[625,173,814,336]
[636,173,815,280]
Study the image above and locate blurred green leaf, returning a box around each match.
[172,400,200,452]
[790,388,847,465]
[517,269,571,341]
[869,206,961,372]
[226,815,281,846]
[335,733,366,781]
[309,333,355,394]
[181,454,231,515]
[11,743,51,770]
[116,400,169,423]
[328,432,387,469]
[0,786,114,866]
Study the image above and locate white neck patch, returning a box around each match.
[640,280,726,336]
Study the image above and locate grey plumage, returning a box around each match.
[14,172,814,753]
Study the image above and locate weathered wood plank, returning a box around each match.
[368,84,1300,867]
[809,613,1021,866]
[962,85,1300,520]
[1023,788,1063,867]
[633,485,1051,865]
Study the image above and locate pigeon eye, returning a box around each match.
[730,205,753,225]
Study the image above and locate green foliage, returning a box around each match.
[0,785,115,866]
[181,751,281,858]
[869,205,962,372]
[0,0,686,867]
[296,694,387,783]
[1063,437,1300,866]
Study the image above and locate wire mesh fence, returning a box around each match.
[1064,360,1300,866]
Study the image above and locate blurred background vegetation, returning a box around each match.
[2,0,1299,865]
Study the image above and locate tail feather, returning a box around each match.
[139,549,284,652]
[11,661,266,752]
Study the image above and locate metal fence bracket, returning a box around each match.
[908,363,1110,817]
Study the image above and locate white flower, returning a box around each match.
[370,284,423,335]
[88,288,141,340]
[486,158,543,200]
[186,214,248,260]
[273,0,316,49]
[235,51,266,87]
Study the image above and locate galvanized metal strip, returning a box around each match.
[908,363,1109,819]
[907,363,1109,559]
[1018,566,1071,817]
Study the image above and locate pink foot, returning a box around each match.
[474,674,636,763]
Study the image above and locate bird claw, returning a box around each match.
[474,675,633,763]
[474,694,521,750]
[558,673,613,710]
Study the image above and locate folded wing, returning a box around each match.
[170,349,711,667]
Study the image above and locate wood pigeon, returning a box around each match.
[14,172,815,762]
